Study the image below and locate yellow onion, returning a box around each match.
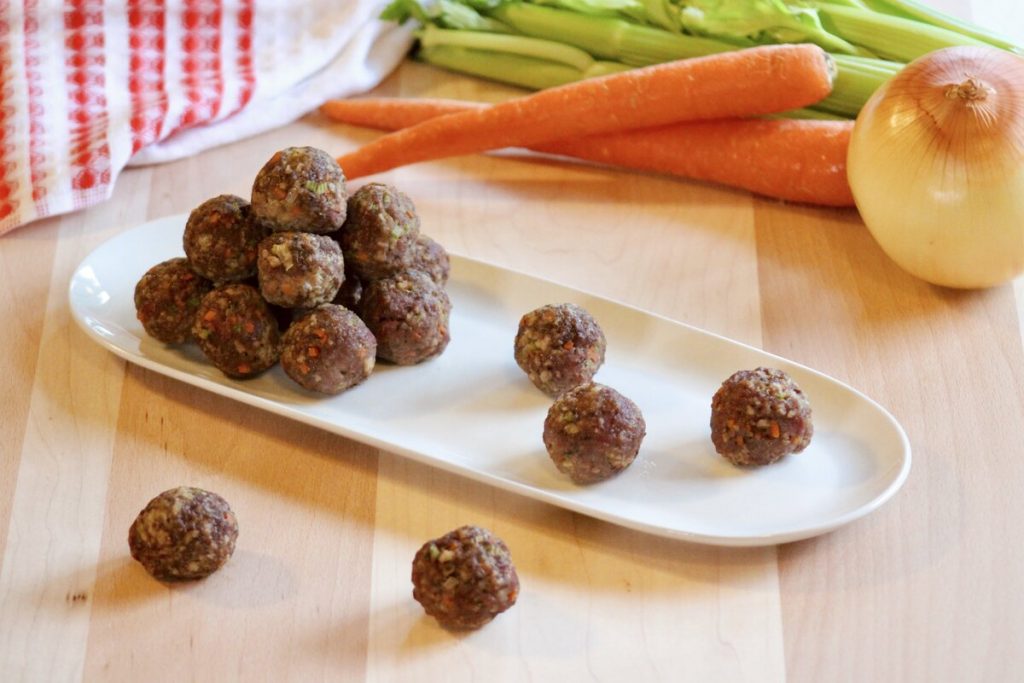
[847,46,1024,288]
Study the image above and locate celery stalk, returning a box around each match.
[492,3,892,116]
[531,0,642,17]
[419,24,600,71]
[857,0,1023,53]
[810,3,993,62]
[418,44,632,89]
[491,3,739,66]
[385,0,905,116]
[816,53,899,115]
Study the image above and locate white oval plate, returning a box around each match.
[70,215,910,546]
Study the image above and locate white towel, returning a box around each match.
[0,0,412,235]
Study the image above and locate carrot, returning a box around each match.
[320,98,486,131]
[334,44,835,179]
[323,97,854,206]
[540,119,854,207]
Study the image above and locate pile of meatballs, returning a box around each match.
[133,146,451,394]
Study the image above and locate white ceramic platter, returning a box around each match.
[69,215,911,546]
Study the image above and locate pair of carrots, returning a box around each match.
[324,44,855,207]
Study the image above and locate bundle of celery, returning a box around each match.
[380,0,1022,118]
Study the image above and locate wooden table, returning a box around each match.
[2,2,1023,680]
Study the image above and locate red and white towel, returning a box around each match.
[0,0,412,235]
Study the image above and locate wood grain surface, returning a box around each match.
[2,2,1023,681]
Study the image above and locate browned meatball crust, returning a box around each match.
[134,257,212,344]
[514,303,606,397]
[128,486,239,581]
[359,270,451,365]
[339,183,420,280]
[192,283,281,378]
[411,233,450,285]
[281,305,377,394]
[543,382,646,484]
[257,231,345,309]
[411,525,519,630]
[710,367,813,466]
[251,146,347,233]
[183,194,265,283]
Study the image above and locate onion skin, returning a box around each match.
[847,46,1024,289]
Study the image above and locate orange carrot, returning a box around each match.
[540,119,854,207]
[321,98,486,131]
[334,44,835,179]
[323,97,853,206]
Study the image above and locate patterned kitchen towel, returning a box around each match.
[0,0,412,235]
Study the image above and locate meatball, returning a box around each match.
[543,382,646,484]
[411,525,519,630]
[339,182,420,280]
[281,305,376,394]
[411,233,450,285]
[192,283,281,378]
[359,270,451,365]
[251,146,347,233]
[257,231,345,309]
[710,367,813,466]
[183,194,265,283]
[514,303,606,397]
[134,258,212,344]
[128,486,239,581]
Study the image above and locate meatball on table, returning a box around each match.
[2,7,1024,679]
